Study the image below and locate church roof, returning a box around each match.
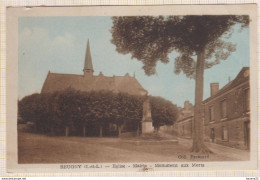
[83,39,94,72]
[41,72,147,96]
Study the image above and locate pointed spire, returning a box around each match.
[83,39,94,75]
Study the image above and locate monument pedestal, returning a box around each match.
[142,120,153,134]
[141,97,154,134]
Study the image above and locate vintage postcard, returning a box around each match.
[6,4,257,173]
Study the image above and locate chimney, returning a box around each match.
[184,101,190,110]
[99,72,104,76]
[210,83,219,96]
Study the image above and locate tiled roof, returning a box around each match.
[203,67,249,103]
[41,72,147,96]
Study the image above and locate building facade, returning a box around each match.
[176,101,194,139]
[203,67,250,150]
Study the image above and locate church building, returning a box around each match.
[41,40,148,97]
[41,40,153,136]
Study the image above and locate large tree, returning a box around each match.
[18,93,41,131]
[149,96,178,132]
[111,15,249,152]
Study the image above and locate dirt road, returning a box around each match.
[18,132,249,164]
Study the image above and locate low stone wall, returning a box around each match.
[18,122,35,133]
[120,131,137,138]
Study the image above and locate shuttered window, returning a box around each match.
[244,88,250,112]
[209,106,214,122]
[222,126,228,141]
[220,99,227,119]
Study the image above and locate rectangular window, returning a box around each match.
[220,99,227,119]
[209,106,214,122]
[244,88,250,112]
[210,128,215,142]
[222,126,228,141]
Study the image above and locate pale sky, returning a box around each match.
[18,16,249,107]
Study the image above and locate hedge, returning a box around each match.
[18,89,178,136]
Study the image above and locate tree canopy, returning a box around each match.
[18,89,178,136]
[111,15,249,78]
[150,96,178,130]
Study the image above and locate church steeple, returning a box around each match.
[83,39,94,76]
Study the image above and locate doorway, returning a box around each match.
[244,121,250,150]
[210,128,215,143]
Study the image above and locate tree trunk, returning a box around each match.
[118,125,122,137]
[50,126,54,136]
[83,125,86,137]
[34,123,38,133]
[192,49,212,153]
[65,126,69,137]
[99,126,103,137]
[154,126,157,134]
[137,122,140,136]
[155,126,159,134]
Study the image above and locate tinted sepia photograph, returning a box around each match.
[6,5,257,172]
